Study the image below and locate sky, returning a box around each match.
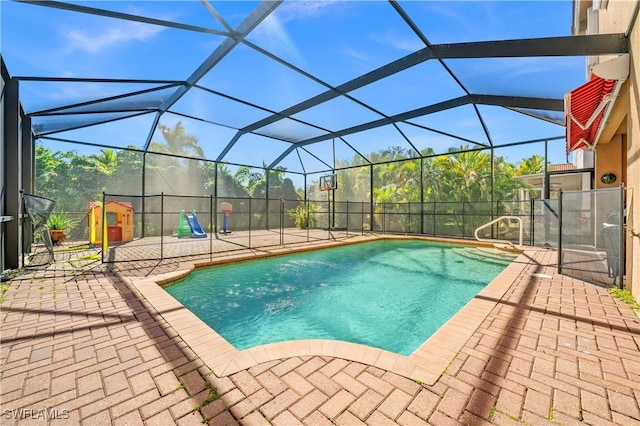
[1,0,591,185]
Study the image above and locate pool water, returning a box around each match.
[165,240,515,355]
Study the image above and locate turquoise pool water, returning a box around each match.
[165,240,515,355]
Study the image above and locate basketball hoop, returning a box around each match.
[220,202,233,216]
[319,174,337,192]
[220,202,232,234]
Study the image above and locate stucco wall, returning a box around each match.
[597,2,639,297]
[595,134,625,189]
[627,20,639,300]
[597,2,635,34]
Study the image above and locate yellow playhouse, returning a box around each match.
[88,201,134,244]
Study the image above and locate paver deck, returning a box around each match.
[1,235,639,425]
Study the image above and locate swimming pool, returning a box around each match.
[165,239,516,355]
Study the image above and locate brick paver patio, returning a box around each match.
[1,236,639,425]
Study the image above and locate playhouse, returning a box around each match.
[88,201,134,244]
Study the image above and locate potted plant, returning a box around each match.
[47,212,76,245]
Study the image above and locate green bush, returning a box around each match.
[47,212,77,230]
[288,203,319,229]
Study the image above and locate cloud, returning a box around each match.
[41,83,116,102]
[276,1,343,22]
[490,57,576,81]
[369,28,424,52]
[423,3,467,23]
[341,47,371,63]
[61,21,164,54]
[252,12,306,66]
[20,81,136,114]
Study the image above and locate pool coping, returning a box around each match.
[127,235,527,385]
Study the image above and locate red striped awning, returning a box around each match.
[565,75,616,154]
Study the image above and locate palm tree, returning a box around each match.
[146,122,206,196]
[90,149,118,176]
[394,159,421,203]
[216,164,249,198]
[422,155,443,203]
[112,147,143,195]
[515,155,546,176]
[158,122,204,159]
[234,166,263,196]
[493,155,521,202]
[354,165,371,202]
[266,167,298,200]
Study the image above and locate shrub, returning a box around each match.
[288,203,319,229]
[47,212,77,230]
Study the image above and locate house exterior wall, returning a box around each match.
[594,133,626,189]
[627,17,639,300]
[587,1,639,297]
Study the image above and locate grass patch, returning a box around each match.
[442,353,458,375]
[200,386,221,406]
[0,284,9,304]
[608,288,640,311]
[192,382,221,412]
[487,407,520,422]
[2,270,19,281]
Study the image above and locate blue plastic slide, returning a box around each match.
[185,211,208,238]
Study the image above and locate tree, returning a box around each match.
[157,122,204,159]
[234,166,263,196]
[215,164,249,198]
[35,145,66,201]
[266,168,299,200]
[434,148,492,203]
[35,120,545,239]
[422,152,443,202]
[112,148,143,195]
[89,149,118,176]
[516,155,545,176]
[146,122,206,196]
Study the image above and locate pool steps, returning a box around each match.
[451,246,517,266]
